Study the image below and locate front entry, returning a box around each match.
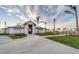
[28,25,32,34]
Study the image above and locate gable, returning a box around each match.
[23,21,36,26]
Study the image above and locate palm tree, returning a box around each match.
[34,16,45,33]
[45,22,47,32]
[53,18,56,34]
[36,16,40,33]
[4,22,7,34]
[64,5,79,35]
[16,23,22,34]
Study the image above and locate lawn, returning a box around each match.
[36,32,58,36]
[9,34,27,39]
[46,35,79,49]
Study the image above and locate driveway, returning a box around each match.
[0,35,79,54]
[0,36,13,45]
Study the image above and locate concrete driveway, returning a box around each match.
[0,35,79,54]
[0,36,13,45]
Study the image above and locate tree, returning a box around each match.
[45,22,47,32]
[36,16,44,33]
[34,16,45,33]
[36,16,40,33]
[4,22,7,34]
[64,5,79,35]
[53,18,56,34]
[16,23,22,34]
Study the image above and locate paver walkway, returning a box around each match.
[0,35,79,54]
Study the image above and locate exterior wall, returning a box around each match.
[0,29,4,34]
[9,28,16,34]
[0,29,9,34]
[5,29,9,34]
[32,25,35,34]
[39,29,45,33]
[9,28,24,34]
[15,29,24,34]
[24,25,28,34]
[34,28,45,33]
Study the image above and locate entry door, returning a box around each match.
[28,25,32,34]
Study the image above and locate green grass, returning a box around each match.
[36,32,58,36]
[9,34,27,39]
[46,35,79,49]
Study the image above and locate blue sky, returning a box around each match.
[0,5,79,29]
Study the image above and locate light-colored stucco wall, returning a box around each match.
[9,28,16,34]
[0,29,9,34]
[34,28,45,33]
[9,28,24,34]
[0,29,4,33]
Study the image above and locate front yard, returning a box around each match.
[46,35,79,49]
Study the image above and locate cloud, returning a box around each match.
[53,6,65,18]
[56,18,76,29]
[7,9,13,13]
[7,13,11,16]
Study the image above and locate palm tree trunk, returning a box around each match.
[45,22,46,32]
[75,7,79,36]
[53,19,56,34]
[4,22,7,34]
[37,22,39,34]
[37,16,40,34]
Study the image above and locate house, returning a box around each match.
[1,21,47,35]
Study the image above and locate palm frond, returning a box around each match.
[64,10,75,15]
[66,5,76,11]
[36,16,40,23]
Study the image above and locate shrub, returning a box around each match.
[13,33,27,36]
[0,33,9,35]
[9,33,27,39]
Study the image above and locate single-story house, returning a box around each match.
[1,21,48,35]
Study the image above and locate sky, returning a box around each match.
[0,5,79,29]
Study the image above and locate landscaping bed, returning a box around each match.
[35,32,59,36]
[0,33,9,35]
[46,35,79,49]
[9,34,27,39]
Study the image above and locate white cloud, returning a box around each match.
[56,18,76,29]
[53,6,65,18]
[7,9,13,12]
[7,13,11,16]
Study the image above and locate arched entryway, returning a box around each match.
[28,24,32,34]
